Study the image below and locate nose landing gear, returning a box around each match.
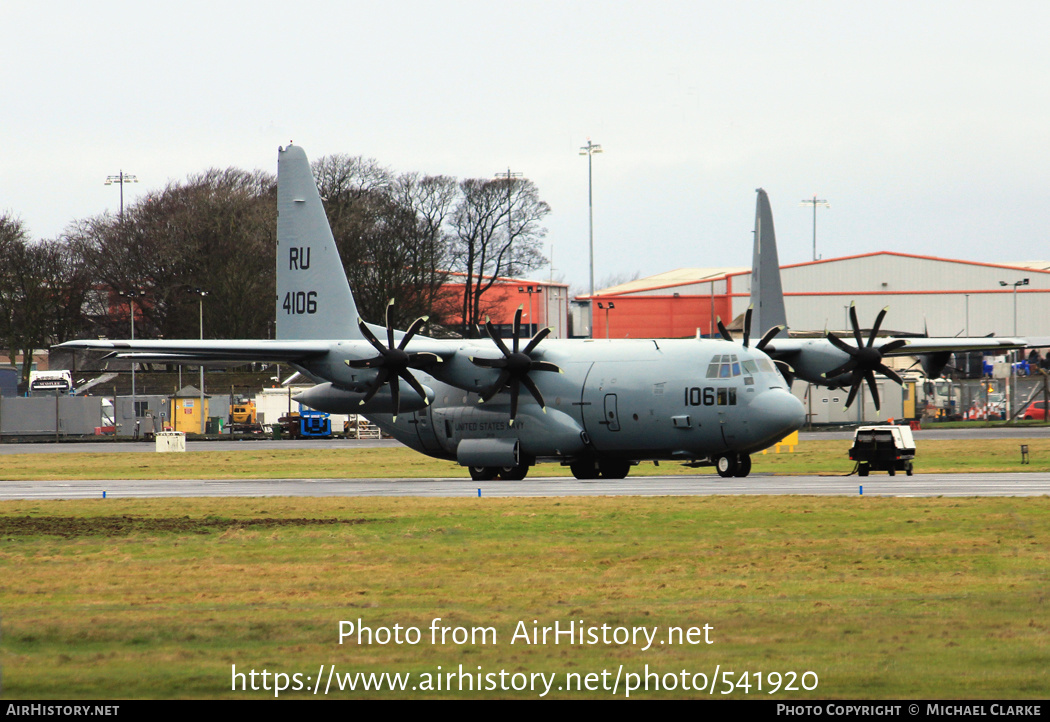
[714,453,752,478]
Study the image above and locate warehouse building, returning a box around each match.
[581,253,1050,341]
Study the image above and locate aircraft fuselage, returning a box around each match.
[292,336,805,470]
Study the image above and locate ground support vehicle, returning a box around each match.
[849,425,916,476]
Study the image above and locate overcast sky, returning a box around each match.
[4,1,1049,292]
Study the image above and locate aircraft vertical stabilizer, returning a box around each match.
[276,144,362,340]
[751,188,788,336]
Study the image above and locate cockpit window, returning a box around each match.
[707,354,743,379]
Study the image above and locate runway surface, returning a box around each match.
[1,426,1047,455]
[2,432,1049,500]
[4,472,1049,500]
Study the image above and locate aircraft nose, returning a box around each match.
[749,388,806,445]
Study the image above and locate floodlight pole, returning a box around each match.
[495,167,524,327]
[105,171,138,223]
[193,289,210,434]
[998,278,1029,420]
[118,290,143,435]
[518,285,537,336]
[800,195,830,261]
[580,139,603,337]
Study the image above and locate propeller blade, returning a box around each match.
[868,307,888,345]
[359,369,390,405]
[716,317,733,343]
[825,332,855,355]
[522,326,552,355]
[398,316,429,350]
[479,370,511,403]
[773,360,795,386]
[512,307,523,353]
[528,360,562,374]
[742,305,753,348]
[824,359,858,379]
[844,380,861,410]
[485,319,513,358]
[878,339,909,355]
[756,325,783,351]
[520,374,547,411]
[849,303,863,347]
[877,364,903,385]
[389,370,400,420]
[508,377,521,424]
[385,299,396,349]
[358,319,387,355]
[398,369,430,407]
[470,356,507,369]
[864,371,881,412]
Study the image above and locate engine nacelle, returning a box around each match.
[293,381,431,415]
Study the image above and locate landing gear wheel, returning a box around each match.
[733,454,752,478]
[905,462,913,477]
[888,466,896,476]
[570,460,600,480]
[715,454,738,478]
[858,465,869,477]
[499,465,529,481]
[468,466,498,481]
[599,459,631,480]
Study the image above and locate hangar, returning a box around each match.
[582,253,1050,341]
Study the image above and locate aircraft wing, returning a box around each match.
[765,336,1026,358]
[55,339,335,364]
[763,334,1030,394]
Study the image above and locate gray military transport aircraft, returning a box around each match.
[745,188,1027,411]
[58,146,1024,480]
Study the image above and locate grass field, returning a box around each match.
[1,490,1048,699]
[1,439,1048,699]
[1,437,1050,480]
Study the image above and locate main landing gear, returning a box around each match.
[468,465,529,481]
[568,458,631,480]
[714,453,752,478]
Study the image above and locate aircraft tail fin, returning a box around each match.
[751,188,788,336]
[276,144,362,340]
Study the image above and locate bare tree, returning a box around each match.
[393,173,458,324]
[450,177,550,330]
[0,214,92,386]
[313,155,454,328]
[70,169,276,341]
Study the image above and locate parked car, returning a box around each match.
[1022,400,1048,420]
